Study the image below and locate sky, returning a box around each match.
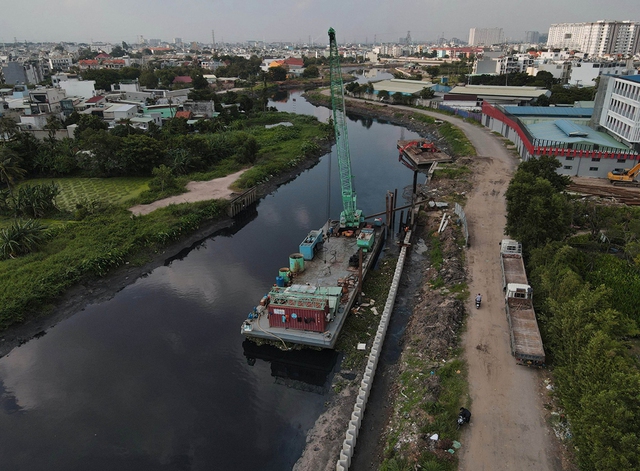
[1,0,637,45]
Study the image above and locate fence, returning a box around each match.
[454,202,469,246]
[437,104,482,122]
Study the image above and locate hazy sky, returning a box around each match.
[1,0,637,45]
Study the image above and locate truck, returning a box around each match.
[499,239,545,366]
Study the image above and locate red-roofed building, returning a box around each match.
[284,57,304,70]
[85,95,106,106]
[173,76,193,84]
[175,110,193,119]
[78,59,99,70]
[95,53,112,59]
[102,59,126,69]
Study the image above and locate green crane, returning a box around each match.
[328,27,363,229]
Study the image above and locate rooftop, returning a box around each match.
[502,105,593,118]
[526,120,630,150]
[374,78,435,95]
[450,85,549,99]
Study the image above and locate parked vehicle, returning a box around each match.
[499,239,545,367]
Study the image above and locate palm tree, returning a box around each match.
[0,146,26,193]
[0,117,19,142]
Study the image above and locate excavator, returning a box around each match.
[608,162,640,186]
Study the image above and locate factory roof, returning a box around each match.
[502,105,593,117]
[373,79,435,95]
[449,85,550,99]
[526,120,629,149]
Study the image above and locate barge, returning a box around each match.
[241,219,384,349]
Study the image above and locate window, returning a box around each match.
[565,157,574,161]
[592,158,601,162]
[589,167,599,171]
[617,159,626,163]
[564,165,573,170]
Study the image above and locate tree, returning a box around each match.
[0,117,19,142]
[150,165,175,192]
[505,169,572,250]
[191,73,209,90]
[268,66,287,82]
[139,69,159,89]
[117,134,165,175]
[391,92,406,105]
[419,87,435,99]
[0,147,26,193]
[535,93,550,106]
[44,115,63,141]
[302,65,319,78]
[110,45,125,57]
[377,90,390,102]
[518,155,571,192]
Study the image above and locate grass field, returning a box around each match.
[25,177,151,212]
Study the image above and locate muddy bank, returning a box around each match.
[0,141,331,359]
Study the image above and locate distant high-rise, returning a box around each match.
[468,28,504,46]
[547,20,640,56]
[525,31,540,43]
[174,37,182,44]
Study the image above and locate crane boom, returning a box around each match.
[328,27,363,228]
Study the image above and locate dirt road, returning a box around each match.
[129,169,248,216]
[405,109,559,470]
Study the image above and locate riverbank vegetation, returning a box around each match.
[381,217,469,471]
[0,111,331,330]
[505,156,640,470]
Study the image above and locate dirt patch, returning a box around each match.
[129,169,250,216]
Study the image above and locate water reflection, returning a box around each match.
[0,91,421,471]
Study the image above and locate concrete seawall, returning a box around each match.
[336,229,412,470]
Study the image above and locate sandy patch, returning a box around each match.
[129,169,249,216]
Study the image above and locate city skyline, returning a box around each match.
[0,0,637,45]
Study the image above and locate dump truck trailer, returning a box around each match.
[499,239,545,366]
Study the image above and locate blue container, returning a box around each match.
[276,276,285,287]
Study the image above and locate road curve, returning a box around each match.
[347,98,560,470]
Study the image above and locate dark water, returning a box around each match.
[0,92,420,470]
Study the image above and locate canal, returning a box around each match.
[0,90,420,470]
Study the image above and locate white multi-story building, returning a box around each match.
[468,28,504,46]
[569,60,637,86]
[547,21,640,57]
[596,75,640,150]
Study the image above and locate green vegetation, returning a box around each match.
[30,177,150,212]
[432,164,471,180]
[437,123,476,157]
[506,155,640,470]
[0,200,226,328]
[0,111,331,330]
[335,256,397,370]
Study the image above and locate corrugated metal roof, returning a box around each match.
[526,121,630,149]
[374,79,434,95]
[450,85,549,98]
[555,119,588,137]
[619,75,640,84]
[502,106,593,117]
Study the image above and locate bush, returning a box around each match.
[0,218,49,259]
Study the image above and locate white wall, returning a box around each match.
[59,80,96,100]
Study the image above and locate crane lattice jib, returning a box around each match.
[328,27,362,228]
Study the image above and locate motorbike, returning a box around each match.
[457,409,471,429]
[475,298,481,309]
